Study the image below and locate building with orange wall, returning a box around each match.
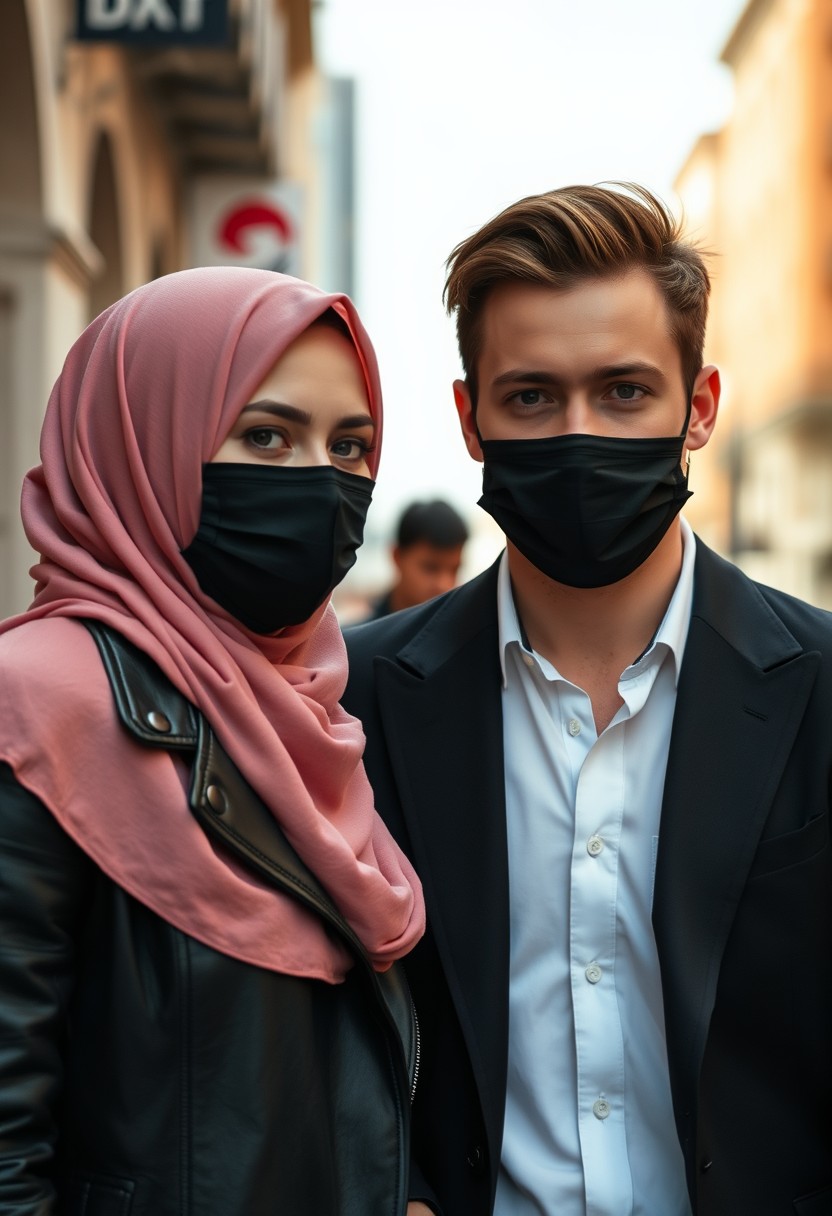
[675,0,832,606]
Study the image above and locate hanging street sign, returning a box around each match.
[189,178,303,277]
[75,0,229,46]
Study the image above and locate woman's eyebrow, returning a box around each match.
[239,403,374,430]
[337,414,375,430]
[241,401,312,424]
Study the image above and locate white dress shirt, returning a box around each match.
[494,519,696,1216]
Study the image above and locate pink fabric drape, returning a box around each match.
[0,267,424,981]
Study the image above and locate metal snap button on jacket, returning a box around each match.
[205,783,228,815]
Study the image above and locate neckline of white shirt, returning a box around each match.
[497,515,697,691]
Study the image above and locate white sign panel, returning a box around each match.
[189,178,303,276]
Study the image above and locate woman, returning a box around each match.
[0,267,430,1216]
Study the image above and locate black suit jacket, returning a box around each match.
[344,539,832,1216]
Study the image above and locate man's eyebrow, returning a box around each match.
[591,361,668,383]
[239,402,375,429]
[491,362,668,387]
[491,370,560,387]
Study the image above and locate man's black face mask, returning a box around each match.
[182,463,374,633]
[477,407,692,588]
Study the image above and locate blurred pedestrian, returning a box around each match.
[366,498,469,619]
[0,267,427,1216]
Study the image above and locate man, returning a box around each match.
[344,184,832,1216]
[366,498,469,619]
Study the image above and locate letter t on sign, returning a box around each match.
[181,0,206,29]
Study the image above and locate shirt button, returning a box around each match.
[592,1098,611,1120]
[585,962,602,984]
[587,834,604,857]
[567,718,581,736]
[523,654,535,669]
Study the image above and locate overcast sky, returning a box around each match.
[316,0,748,581]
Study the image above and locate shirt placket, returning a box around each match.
[568,704,631,1216]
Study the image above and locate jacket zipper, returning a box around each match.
[410,996,421,1103]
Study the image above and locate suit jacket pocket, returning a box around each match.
[794,1182,832,1213]
[748,812,829,880]
[64,1173,135,1216]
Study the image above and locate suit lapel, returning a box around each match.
[366,543,821,1173]
[654,542,820,1158]
[374,567,510,1144]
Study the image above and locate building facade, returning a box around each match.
[675,0,832,606]
[0,0,323,615]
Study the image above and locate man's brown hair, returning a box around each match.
[444,183,710,403]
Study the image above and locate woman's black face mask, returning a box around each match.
[477,408,692,588]
[182,463,374,633]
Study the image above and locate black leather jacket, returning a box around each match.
[0,623,418,1216]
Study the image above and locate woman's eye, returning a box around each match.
[246,427,285,450]
[331,437,367,461]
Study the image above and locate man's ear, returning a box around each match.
[685,364,720,453]
[391,545,404,574]
[454,380,483,462]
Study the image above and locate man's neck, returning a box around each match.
[387,585,410,614]
[507,522,685,732]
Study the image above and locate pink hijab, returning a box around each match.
[0,267,424,982]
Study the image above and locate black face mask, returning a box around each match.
[182,463,374,633]
[478,423,692,589]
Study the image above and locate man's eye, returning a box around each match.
[610,384,645,402]
[510,390,546,407]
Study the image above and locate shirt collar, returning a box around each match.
[497,516,696,689]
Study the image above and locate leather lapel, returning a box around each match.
[87,620,417,1086]
[188,715,417,1085]
[374,566,510,1145]
[654,543,820,1156]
